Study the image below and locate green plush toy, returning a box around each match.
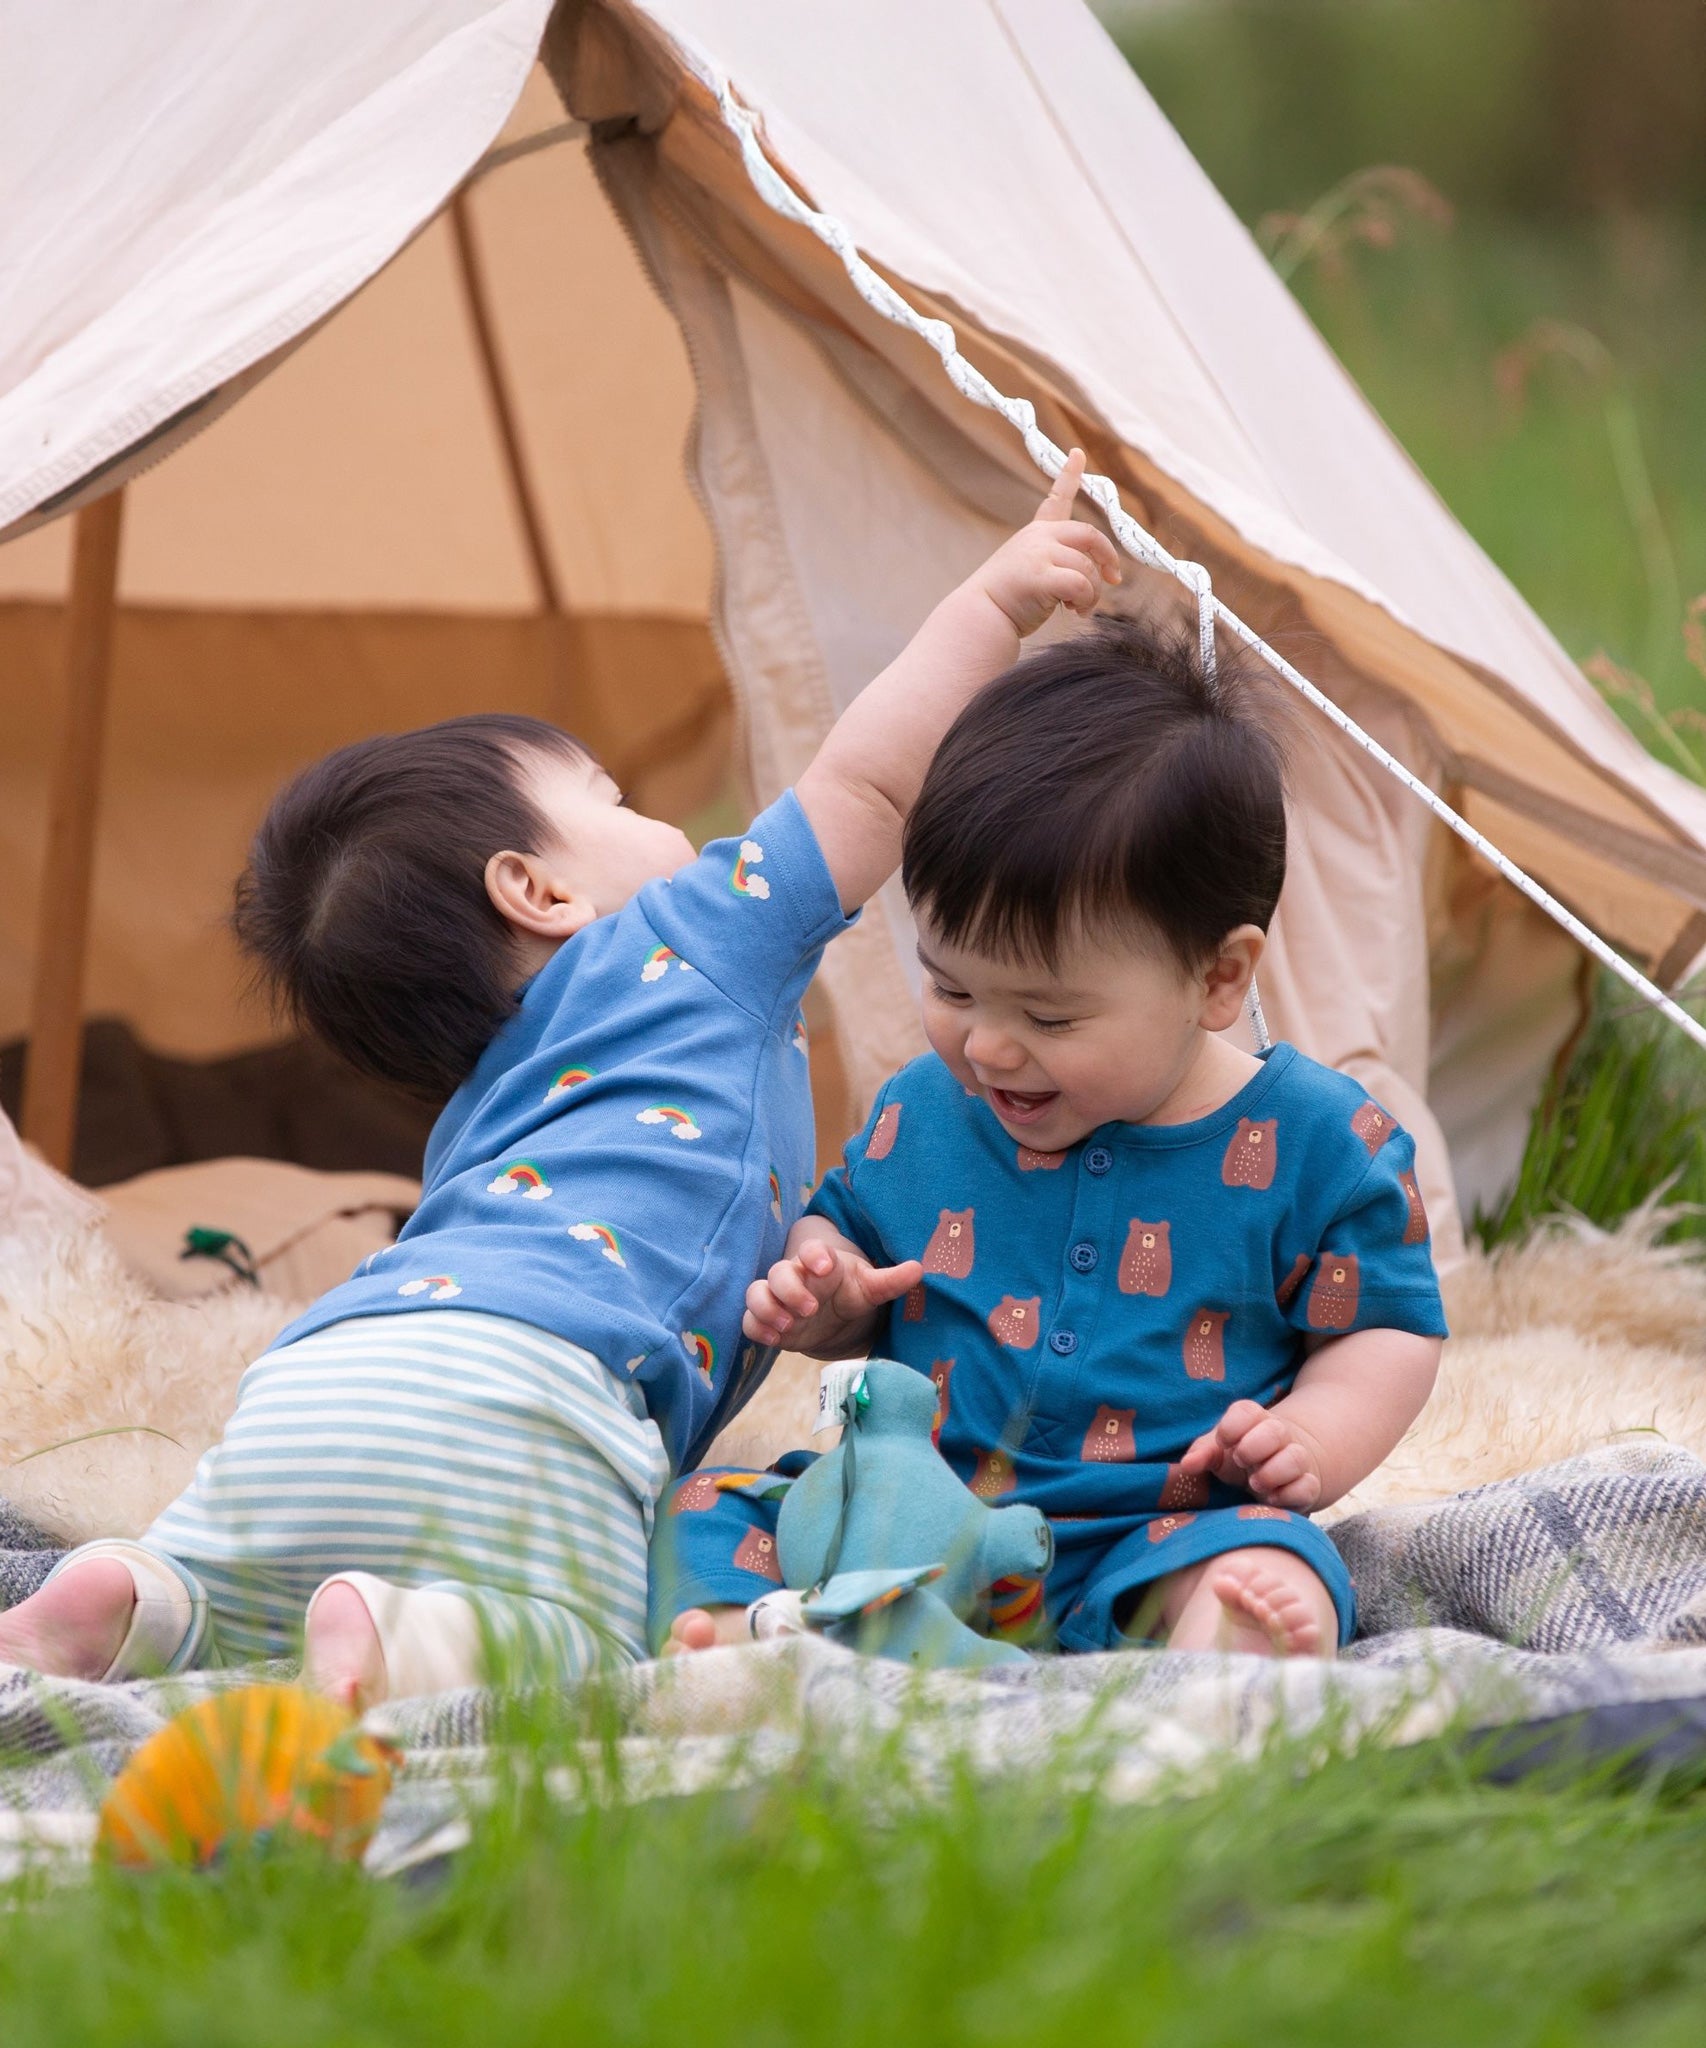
[774,1359,1053,1669]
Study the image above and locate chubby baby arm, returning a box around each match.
[742,1217,922,1361]
[1180,1327,1441,1511]
[795,450,1119,913]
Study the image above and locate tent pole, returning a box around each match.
[21,488,125,1173]
[449,190,565,616]
[448,189,589,733]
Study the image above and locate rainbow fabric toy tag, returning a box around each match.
[813,1364,868,1435]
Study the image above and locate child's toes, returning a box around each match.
[665,1609,720,1657]
[1208,1560,1329,1659]
[1254,1578,1321,1655]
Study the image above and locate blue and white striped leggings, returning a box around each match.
[53,1312,668,1694]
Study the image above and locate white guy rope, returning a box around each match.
[699,67,1706,1060]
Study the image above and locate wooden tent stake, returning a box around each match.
[21,488,125,1172]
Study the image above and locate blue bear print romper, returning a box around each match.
[654,1044,1447,1651]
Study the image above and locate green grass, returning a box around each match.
[1481,972,1706,1246]
[8,1729,1706,2045]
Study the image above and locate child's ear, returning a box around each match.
[1198,925,1265,1033]
[484,849,598,941]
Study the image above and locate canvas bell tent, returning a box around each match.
[4,0,1706,1265]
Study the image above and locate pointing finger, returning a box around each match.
[1178,1431,1219,1474]
[1033,446,1086,524]
[864,1259,924,1304]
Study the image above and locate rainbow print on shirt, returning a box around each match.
[486,1159,553,1201]
[641,944,695,984]
[568,1221,626,1268]
[543,1064,596,1104]
[684,1330,716,1385]
[790,1015,809,1056]
[398,1274,462,1302]
[729,839,770,899]
[769,1170,783,1222]
[637,1104,703,1142]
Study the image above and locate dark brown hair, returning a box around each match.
[233,714,588,1102]
[902,617,1287,971]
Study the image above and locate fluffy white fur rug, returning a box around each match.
[2,1197,1703,1546]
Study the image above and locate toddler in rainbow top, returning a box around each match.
[660,618,1445,1660]
[0,459,1120,1706]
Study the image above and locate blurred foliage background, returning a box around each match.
[1101,0,1706,714]
[1100,0,1706,1238]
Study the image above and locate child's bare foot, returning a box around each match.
[1205,1557,1331,1656]
[664,1605,751,1656]
[305,1580,387,1712]
[1158,1547,1336,1659]
[0,1558,136,1679]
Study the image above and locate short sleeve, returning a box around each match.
[1284,1126,1449,1341]
[805,1088,893,1264]
[641,789,855,1023]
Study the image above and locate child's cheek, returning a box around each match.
[920,1001,972,1082]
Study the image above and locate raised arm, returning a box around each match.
[796,451,1120,910]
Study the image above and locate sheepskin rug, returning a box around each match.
[2,1198,1704,1547]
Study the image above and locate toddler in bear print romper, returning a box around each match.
[659,617,1446,1660]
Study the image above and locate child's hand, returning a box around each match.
[974,448,1122,639]
[742,1235,923,1355]
[1179,1399,1329,1510]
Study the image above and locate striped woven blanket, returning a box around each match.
[6,1442,1706,1878]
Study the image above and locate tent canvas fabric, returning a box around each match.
[4,0,1706,1256]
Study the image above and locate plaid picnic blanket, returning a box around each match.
[7,1441,1706,1877]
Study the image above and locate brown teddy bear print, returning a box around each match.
[970,1449,1017,1498]
[1307,1252,1360,1330]
[672,1473,721,1514]
[1147,1512,1197,1544]
[1080,1405,1136,1463]
[1351,1099,1394,1154]
[866,1102,901,1161]
[1159,1464,1210,1510]
[1399,1169,1429,1245]
[1236,1504,1290,1522]
[922,1207,975,1278]
[929,1358,955,1446]
[1182,1308,1229,1380]
[1016,1145,1065,1172]
[1119,1219,1172,1296]
[1275,1253,1311,1308]
[987,1294,1041,1348]
[1222,1117,1278,1190]
[903,1283,926,1322]
[732,1528,783,1581]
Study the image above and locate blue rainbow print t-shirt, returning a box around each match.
[272,791,853,1471]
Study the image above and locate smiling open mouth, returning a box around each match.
[988,1086,1060,1124]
